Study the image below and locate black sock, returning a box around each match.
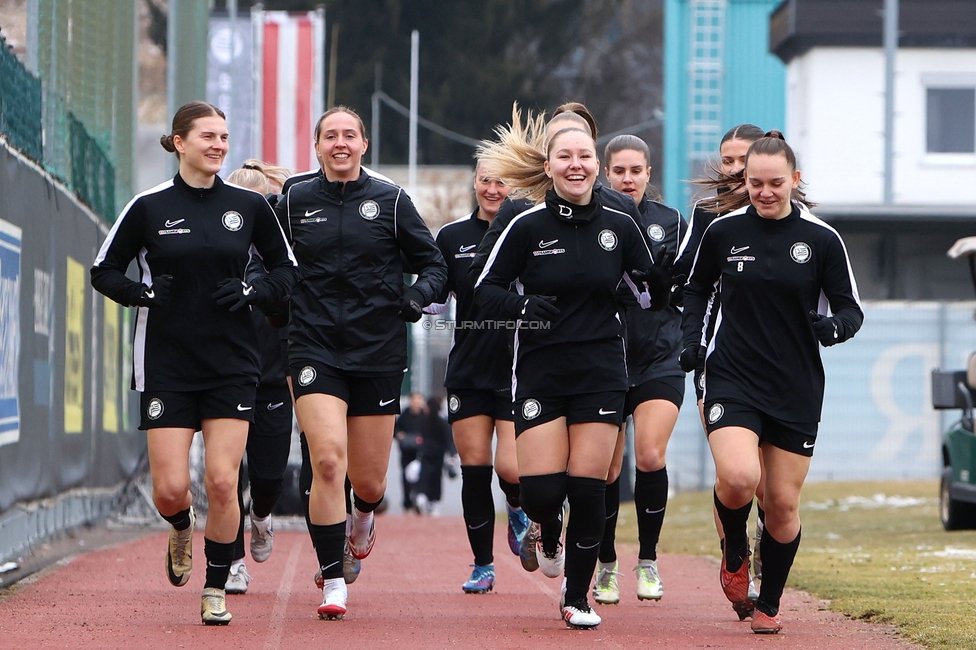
[563,476,606,605]
[204,538,236,589]
[497,476,521,510]
[160,507,192,531]
[461,465,495,566]
[714,489,752,573]
[756,528,801,616]
[309,521,346,580]
[345,476,353,515]
[598,477,620,563]
[299,431,312,533]
[353,493,384,513]
[250,476,284,519]
[635,467,668,561]
[519,472,567,554]
[234,463,246,561]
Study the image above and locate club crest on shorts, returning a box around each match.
[359,200,380,220]
[522,398,541,420]
[647,224,665,242]
[698,371,706,391]
[147,398,164,420]
[448,394,460,413]
[598,229,617,251]
[222,211,244,231]
[298,366,317,386]
[790,242,811,264]
[707,403,724,424]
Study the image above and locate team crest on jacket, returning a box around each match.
[598,229,617,251]
[147,398,164,420]
[707,403,724,424]
[359,200,380,220]
[222,211,244,231]
[522,398,541,420]
[647,224,665,242]
[448,394,460,413]
[298,366,317,386]
[790,242,811,264]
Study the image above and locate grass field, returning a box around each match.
[614,480,976,649]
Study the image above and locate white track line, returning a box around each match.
[263,537,303,650]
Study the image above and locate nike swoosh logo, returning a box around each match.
[539,239,558,248]
[598,408,616,415]
[268,402,285,410]
[305,209,323,217]
[645,507,665,514]
[321,560,340,571]
[459,244,476,253]
[467,521,489,530]
[237,404,253,411]
[304,489,311,496]
[379,398,396,407]
[164,219,185,228]
[243,285,254,296]
[721,573,735,588]
[730,246,750,254]
[576,541,600,550]
[145,289,155,299]
[803,441,815,449]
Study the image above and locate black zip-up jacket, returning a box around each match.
[91,173,299,392]
[475,190,655,398]
[619,197,688,386]
[682,204,863,422]
[284,170,447,373]
[428,211,511,391]
[467,182,643,284]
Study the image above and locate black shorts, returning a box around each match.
[139,383,257,431]
[703,400,819,457]
[625,376,685,417]
[513,391,625,437]
[252,383,293,439]
[694,366,706,401]
[446,388,514,424]
[290,362,403,417]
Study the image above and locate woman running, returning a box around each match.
[592,135,687,605]
[680,131,863,634]
[475,114,670,629]
[427,158,530,593]
[281,106,447,620]
[221,160,293,595]
[90,102,298,625]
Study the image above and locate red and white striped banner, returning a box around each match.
[255,10,325,173]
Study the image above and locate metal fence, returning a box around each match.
[0,34,42,161]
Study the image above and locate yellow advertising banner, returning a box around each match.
[102,297,119,433]
[64,257,85,433]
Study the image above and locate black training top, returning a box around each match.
[475,190,655,399]
[619,197,688,386]
[91,173,299,392]
[682,204,863,422]
[429,210,512,391]
[283,170,447,374]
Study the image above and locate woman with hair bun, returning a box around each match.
[90,101,298,626]
[680,130,863,634]
[475,111,671,629]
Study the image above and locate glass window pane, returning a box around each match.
[927,88,976,154]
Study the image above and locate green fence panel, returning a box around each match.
[0,34,43,161]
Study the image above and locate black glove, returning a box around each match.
[809,310,841,347]
[212,278,261,312]
[397,286,425,322]
[132,274,172,308]
[670,273,687,306]
[632,244,676,312]
[520,295,560,323]
[679,344,704,373]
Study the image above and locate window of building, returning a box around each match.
[926,87,975,154]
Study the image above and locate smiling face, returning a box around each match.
[605,148,650,205]
[473,163,511,222]
[544,129,598,205]
[315,111,368,182]
[174,115,228,185]
[744,152,800,220]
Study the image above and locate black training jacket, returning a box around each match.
[475,190,655,399]
[91,173,299,392]
[682,204,864,422]
[619,197,688,386]
[428,211,512,391]
[283,170,447,373]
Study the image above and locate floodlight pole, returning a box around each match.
[883,0,898,205]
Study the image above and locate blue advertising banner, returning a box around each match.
[0,219,21,447]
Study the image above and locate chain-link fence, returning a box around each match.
[0,33,42,161]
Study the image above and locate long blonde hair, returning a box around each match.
[226,159,291,194]
[475,103,550,204]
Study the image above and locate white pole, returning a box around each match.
[883,0,898,204]
[408,29,419,197]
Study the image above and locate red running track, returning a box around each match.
[0,515,917,649]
